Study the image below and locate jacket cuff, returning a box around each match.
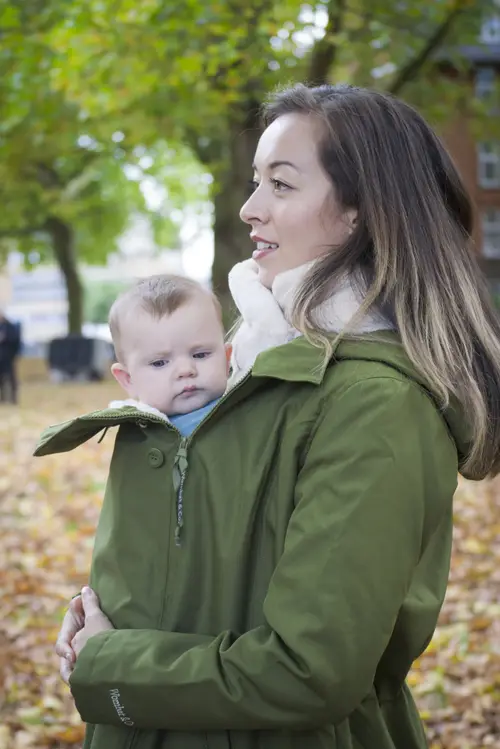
[69,632,130,727]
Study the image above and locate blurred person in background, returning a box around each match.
[0,310,21,404]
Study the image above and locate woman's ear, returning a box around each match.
[345,208,358,234]
[111,363,132,394]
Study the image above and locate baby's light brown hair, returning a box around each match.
[109,274,223,363]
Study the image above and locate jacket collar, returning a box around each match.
[108,398,170,422]
[251,331,402,384]
[251,335,336,384]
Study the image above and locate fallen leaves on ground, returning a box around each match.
[413,476,500,749]
[0,381,119,749]
[1,381,500,748]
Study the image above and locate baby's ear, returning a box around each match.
[111,362,132,393]
[225,343,233,373]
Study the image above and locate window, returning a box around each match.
[478,142,500,188]
[475,67,496,99]
[481,16,500,44]
[482,209,500,258]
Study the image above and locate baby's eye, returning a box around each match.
[150,359,168,368]
[193,351,211,359]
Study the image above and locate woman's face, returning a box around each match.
[240,113,357,289]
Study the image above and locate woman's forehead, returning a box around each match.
[254,114,320,172]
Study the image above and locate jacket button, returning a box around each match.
[148,448,165,468]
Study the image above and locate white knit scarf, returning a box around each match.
[228,258,393,384]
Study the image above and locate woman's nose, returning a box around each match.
[240,187,268,226]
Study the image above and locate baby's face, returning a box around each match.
[114,296,228,415]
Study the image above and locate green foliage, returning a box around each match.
[41,1,496,123]
[0,0,498,286]
[0,0,205,272]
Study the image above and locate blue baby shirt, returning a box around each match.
[169,398,220,436]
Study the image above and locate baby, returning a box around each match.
[35,274,230,549]
[108,274,230,434]
[35,274,231,679]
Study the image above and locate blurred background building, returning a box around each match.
[443,15,500,301]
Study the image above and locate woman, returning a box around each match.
[54,83,500,749]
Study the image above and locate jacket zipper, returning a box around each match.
[158,375,253,631]
[88,375,252,548]
[171,372,252,546]
[91,379,252,742]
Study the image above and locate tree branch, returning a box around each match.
[388,1,467,95]
[307,0,347,85]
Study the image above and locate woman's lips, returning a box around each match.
[252,246,278,261]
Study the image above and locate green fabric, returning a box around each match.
[34,332,471,749]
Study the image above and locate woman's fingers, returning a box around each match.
[60,655,73,685]
[55,595,85,661]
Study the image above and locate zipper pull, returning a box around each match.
[173,443,188,491]
[173,439,189,545]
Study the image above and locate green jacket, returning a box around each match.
[34,333,472,749]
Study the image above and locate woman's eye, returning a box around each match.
[151,359,168,368]
[193,352,210,360]
[248,178,289,194]
[271,178,289,193]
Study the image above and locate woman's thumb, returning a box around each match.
[81,586,98,614]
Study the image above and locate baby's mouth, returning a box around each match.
[179,386,199,397]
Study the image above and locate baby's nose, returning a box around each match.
[177,359,196,377]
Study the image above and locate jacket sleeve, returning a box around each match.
[69,378,454,731]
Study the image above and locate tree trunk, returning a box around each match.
[211,105,262,326]
[45,216,83,334]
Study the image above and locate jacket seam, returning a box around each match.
[307,374,455,462]
[301,375,411,461]
[339,374,457,455]
[301,397,328,457]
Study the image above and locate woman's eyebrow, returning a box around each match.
[252,160,301,173]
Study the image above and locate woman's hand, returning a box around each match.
[55,587,113,684]
[55,593,85,684]
[71,586,114,659]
